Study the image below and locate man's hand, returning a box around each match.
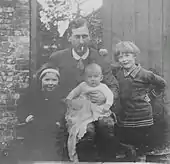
[65,99,72,108]
[65,99,82,110]
[71,100,82,110]
[25,115,34,123]
[99,49,108,56]
[88,90,106,105]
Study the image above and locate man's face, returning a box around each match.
[69,25,90,56]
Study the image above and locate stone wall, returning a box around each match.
[0,0,30,153]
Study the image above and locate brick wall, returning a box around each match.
[0,0,30,152]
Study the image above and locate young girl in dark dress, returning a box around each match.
[17,63,68,161]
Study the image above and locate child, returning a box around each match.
[65,63,115,161]
[114,41,167,161]
[16,63,68,161]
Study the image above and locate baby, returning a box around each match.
[65,63,114,161]
[66,63,114,123]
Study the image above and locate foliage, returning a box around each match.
[37,0,103,63]
[39,0,73,30]
[86,9,103,49]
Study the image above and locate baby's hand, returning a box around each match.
[71,100,82,110]
[65,99,82,110]
[65,99,72,108]
[103,104,111,111]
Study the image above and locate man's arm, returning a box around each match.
[102,85,114,112]
[104,85,114,107]
[102,62,119,100]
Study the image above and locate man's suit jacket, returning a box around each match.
[49,48,119,102]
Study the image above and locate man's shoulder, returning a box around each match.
[111,64,122,76]
[89,48,100,58]
[89,47,99,54]
[50,48,71,59]
[89,48,113,69]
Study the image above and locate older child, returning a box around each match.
[17,63,68,161]
[65,63,116,161]
[114,41,167,160]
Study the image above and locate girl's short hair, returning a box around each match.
[114,41,140,62]
[34,63,60,90]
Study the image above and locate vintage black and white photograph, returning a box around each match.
[0,0,170,163]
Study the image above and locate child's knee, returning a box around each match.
[98,117,115,137]
[98,116,115,127]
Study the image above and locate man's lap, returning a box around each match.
[76,116,117,161]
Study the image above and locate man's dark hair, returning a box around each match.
[67,17,90,36]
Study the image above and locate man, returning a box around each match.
[49,17,119,162]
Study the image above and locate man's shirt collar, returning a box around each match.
[72,48,89,60]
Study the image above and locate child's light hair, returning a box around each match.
[85,63,102,75]
[114,41,140,62]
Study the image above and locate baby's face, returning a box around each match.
[85,69,103,87]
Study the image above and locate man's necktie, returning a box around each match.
[77,58,84,70]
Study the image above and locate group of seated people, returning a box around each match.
[16,17,167,162]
